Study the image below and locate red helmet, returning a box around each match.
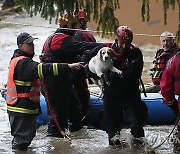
[58,12,77,28]
[58,13,69,28]
[116,26,133,43]
[78,10,86,19]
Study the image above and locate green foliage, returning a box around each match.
[141,0,180,43]
[15,0,120,35]
[12,0,180,42]
[141,0,150,22]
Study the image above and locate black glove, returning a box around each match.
[109,72,123,80]
[101,71,111,82]
[102,71,123,82]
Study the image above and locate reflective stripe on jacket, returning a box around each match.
[6,56,40,114]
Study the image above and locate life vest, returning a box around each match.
[112,44,139,71]
[43,32,69,53]
[6,56,40,114]
[41,32,74,63]
[151,47,179,85]
[74,30,96,42]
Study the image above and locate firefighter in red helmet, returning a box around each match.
[77,9,87,30]
[56,9,96,117]
[114,26,133,54]
[56,11,78,35]
[81,26,148,146]
[73,9,96,42]
[58,12,69,28]
[40,9,105,137]
[71,9,96,118]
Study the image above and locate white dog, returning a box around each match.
[88,47,122,90]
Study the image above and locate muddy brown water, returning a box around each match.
[0,13,177,153]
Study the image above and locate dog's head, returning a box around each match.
[98,47,114,61]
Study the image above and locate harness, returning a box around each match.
[151,47,179,85]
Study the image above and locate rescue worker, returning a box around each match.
[82,26,148,146]
[55,11,77,35]
[150,31,179,92]
[6,32,83,151]
[74,9,96,42]
[40,12,105,137]
[160,51,180,152]
[72,9,97,117]
[150,31,180,115]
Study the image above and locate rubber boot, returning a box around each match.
[108,131,121,146]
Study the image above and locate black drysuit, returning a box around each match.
[82,43,148,139]
[41,32,105,136]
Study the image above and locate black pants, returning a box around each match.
[43,76,83,134]
[72,69,90,116]
[9,114,36,149]
[103,95,148,138]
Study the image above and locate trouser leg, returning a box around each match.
[46,93,68,137]
[9,114,36,151]
[68,92,83,132]
[124,99,147,138]
[45,86,69,137]
[103,97,124,145]
[73,72,90,116]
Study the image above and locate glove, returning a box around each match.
[101,71,111,82]
[164,98,178,106]
[102,71,123,82]
[109,72,123,80]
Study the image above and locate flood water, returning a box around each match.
[0,13,177,154]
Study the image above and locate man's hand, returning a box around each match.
[68,62,84,70]
[109,72,123,80]
[102,71,123,82]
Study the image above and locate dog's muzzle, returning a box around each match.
[104,57,109,60]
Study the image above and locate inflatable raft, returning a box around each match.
[1,88,177,127]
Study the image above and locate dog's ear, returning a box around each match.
[97,48,103,60]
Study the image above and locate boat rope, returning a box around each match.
[149,114,180,152]
[0,20,177,38]
[81,91,102,122]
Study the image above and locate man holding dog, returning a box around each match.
[82,26,148,147]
